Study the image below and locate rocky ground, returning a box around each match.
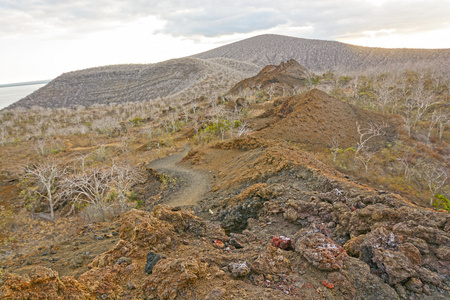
[1,137,448,299]
[1,60,448,299]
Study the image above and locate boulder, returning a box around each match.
[228,261,251,278]
[145,251,165,274]
[371,248,417,285]
[294,228,347,271]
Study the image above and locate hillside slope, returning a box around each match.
[8,57,259,109]
[7,34,450,109]
[252,89,393,148]
[194,34,450,73]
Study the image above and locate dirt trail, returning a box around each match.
[148,145,210,206]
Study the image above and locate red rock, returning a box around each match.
[271,236,294,250]
[322,280,334,289]
[213,240,225,249]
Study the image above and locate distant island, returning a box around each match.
[0,79,51,89]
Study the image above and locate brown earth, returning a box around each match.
[148,145,211,206]
[2,137,449,299]
[0,77,448,299]
[252,88,395,149]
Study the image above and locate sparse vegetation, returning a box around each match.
[0,42,449,299]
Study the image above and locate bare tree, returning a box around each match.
[356,150,377,174]
[397,156,416,181]
[374,78,396,114]
[434,108,450,140]
[62,168,113,218]
[355,122,387,154]
[352,76,360,106]
[401,80,439,137]
[23,161,67,220]
[329,137,340,162]
[425,109,448,142]
[111,162,145,211]
[237,121,252,138]
[267,85,276,101]
[416,161,448,205]
[34,139,47,156]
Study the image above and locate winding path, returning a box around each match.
[148,145,210,206]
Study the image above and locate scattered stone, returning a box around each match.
[116,257,132,266]
[271,236,294,250]
[229,237,243,249]
[145,251,165,274]
[97,236,104,240]
[171,206,181,211]
[417,267,442,286]
[328,271,357,299]
[72,257,83,268]
[395,283,407,299]
[405,278,422,293]
[213,240,225,249]
[206,288,226,300]
[228,261,251,278]
[422,284,431,295]
[322,280,334,289]
[41,251,48,256]
[127,281,136,290]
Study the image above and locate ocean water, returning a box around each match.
[0,83,47,110]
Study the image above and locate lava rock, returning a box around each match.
[116,257,132,266]
[127,281,137,290]
[271,236,294,250]
[229,237,244,249]
[294,228,347,271]
[394,284,407,299]
[145,251,165,274]
[228,261,250,278]
[371,248,417,285]
[405,278,422,293]
[417,267,442,287]
[422,284,431,295]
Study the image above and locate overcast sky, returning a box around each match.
[1,0,449,84]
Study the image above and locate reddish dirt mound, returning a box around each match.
[253,89,392,148]
[228,59,309,95]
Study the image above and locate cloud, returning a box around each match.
[1,0,449,41]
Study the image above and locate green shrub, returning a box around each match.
[433,194,450,211]
[129,117,144,127]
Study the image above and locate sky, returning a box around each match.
[1,0,449,84]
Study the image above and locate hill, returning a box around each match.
[7,57,259,109]
[6,34,450,109]
[227,59,309,96]
[0,55,449,299]
[252,89,393,148]
[194,34,450,73]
